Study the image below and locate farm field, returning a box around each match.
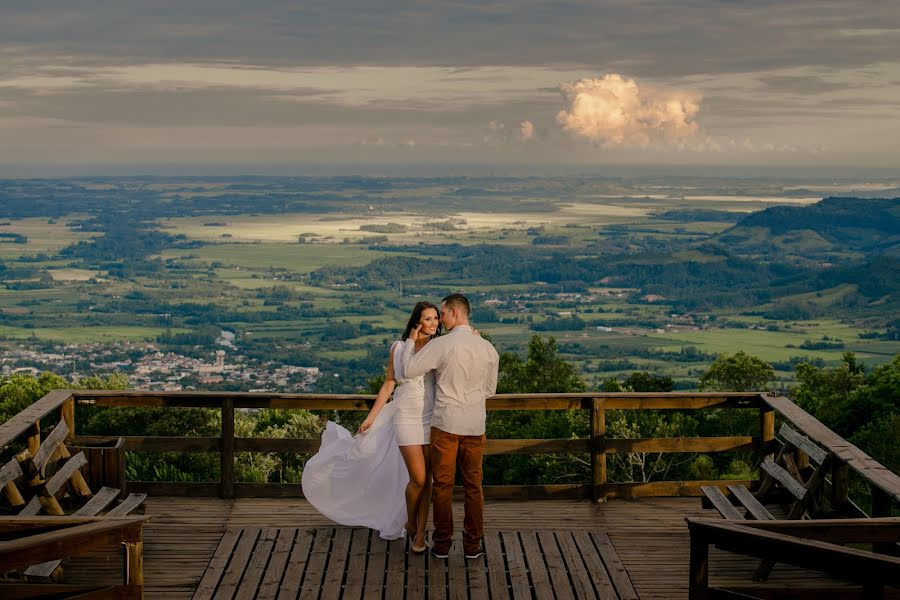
[0,176,897,393]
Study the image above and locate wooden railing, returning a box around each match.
[2,390,899,509]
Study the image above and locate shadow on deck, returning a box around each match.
[64,496,887,600]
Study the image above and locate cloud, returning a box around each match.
[483,119,536,144]
[519,120,534,141]
[556,74,701,148]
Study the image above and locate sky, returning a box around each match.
[2,1,900,175]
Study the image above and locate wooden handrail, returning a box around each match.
[0,389,73,450]
[68,389,764,411]
[764,394,900,506]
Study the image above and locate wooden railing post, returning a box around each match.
[60,395,75,441]
[27,422,41,457]
[123,522,144,596]
[871,488,897,556]
[221,399,235,499]
[831,461,849,512]
[759,406,775,487]
[688,525,709,600]
[591,398,607,502]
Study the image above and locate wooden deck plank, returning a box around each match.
[384,536,406,600]
[233,528,277,600]
[592,532,639,600]
[520,530,553,599]
[407,538,426,600]
[483,532,508,600]
[501,531,531,600]
[556,531,605,600]
[427,544,446,600]
[341,528,370,600]
[447,533,467,600]
[275,529,313,600]
[256,528,295,600]
[192,529,242,600]
[572,530,619,599]
[297,528,331,600]
[211,527,260,600]
[466,546,490,600]
[320,527,351,600]
[537,531,575,600]
[363,535,387,599]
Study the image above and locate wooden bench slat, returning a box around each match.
[727,485,775,521]
[779,423,829,464]
[18,497,43,517]
[0,458,23,487]
[760,456,808,501]
[23,487,125,582]
[31,420,69,474]
[75,487,121,517]
[42,452,88,498]
[700,485,744,520]
[105,493,147,517]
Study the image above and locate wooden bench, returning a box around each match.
[700,423,835,580]
[687,517,900,599]
[0,515,148,599]
[0,419,147,582]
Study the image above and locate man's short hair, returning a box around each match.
[442,293,470,317]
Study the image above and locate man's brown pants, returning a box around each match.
[430,426,485,555]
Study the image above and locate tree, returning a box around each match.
[791,352,866,431]
[487,335,587,485]
[699,350,774,392]
[602,372,699,483]
[497,335,585,394]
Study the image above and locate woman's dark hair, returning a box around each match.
[402,301,440,341]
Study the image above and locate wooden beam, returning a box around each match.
[759,457,807,501]
[602,479,754,499]
[778,424,828,465]
[0,390,73,451]
[606,436,756,454]
[700,486,744,520]
[31,420,69,473]
[0,517,147,571]
[591,398,606,502]
[74,435,220,452]
[220,399,234,500]
[722,517,900,543]
[484,438,590,455]
[0,584,142,600]
[685,518,900,587]
[727,485,774,521]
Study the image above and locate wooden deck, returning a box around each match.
[60,496,885,599]
[191,527,639,600]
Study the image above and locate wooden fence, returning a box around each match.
[1,390,898,511]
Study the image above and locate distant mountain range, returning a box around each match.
[716,197,900,258]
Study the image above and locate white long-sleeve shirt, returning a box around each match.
[402,324,499,436]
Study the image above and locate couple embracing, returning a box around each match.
[302,293,500,560]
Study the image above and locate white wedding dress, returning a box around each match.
[301,341,434,540]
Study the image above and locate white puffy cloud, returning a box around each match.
[556,74,701,148]
[519,120,534,141]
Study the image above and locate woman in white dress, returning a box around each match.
[301,302,438,552]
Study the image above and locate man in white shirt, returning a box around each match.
[403,293,499,560]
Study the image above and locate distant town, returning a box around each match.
[0,339,320,392]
